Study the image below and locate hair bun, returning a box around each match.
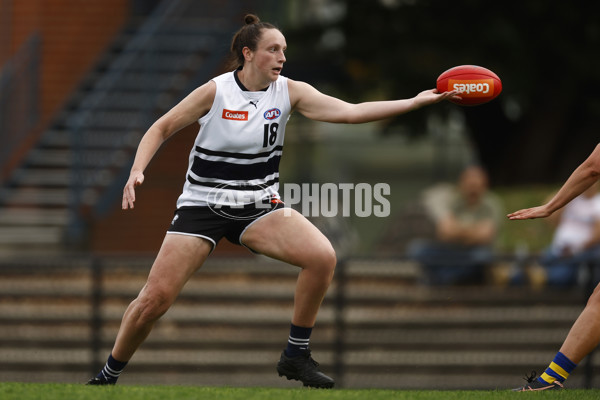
[244,14,260,25]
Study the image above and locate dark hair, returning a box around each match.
[228,14,278,70]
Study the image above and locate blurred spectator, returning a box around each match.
[408,165,503,285]
[538,183,600,287]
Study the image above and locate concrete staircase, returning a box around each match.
[0,0,236,252]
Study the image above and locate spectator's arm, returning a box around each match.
[437,217,496,246]
[460,220,496,246]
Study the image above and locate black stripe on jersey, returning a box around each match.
[187,175,279,190]
[195,145,283,160]
[191,155,281,181]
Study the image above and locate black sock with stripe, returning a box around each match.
[284,324,312,358]
[96,354,128,383]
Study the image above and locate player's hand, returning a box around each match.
[122,171,145,210]
[413,89,461,108]
[507,205,552,220]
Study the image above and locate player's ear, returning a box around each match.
[242,47,253,62]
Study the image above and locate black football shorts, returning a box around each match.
[167,199,286,252]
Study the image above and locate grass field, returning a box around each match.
[1,383,600,400]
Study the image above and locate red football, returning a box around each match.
[436,65,502,106]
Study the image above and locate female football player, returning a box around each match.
[87,14,457,388]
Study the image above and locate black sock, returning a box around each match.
[96,354,128,383]
[284,323,312,357]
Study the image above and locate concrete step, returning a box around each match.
[119,33,216,53]
[63,109,152,130]
[24,148,129,168]
[75,90,162,111]
[108,52,205,73]
[10,168,113,187]
[39,129,139,148]
[0,209,69,226]
[0,187,97,206]
[91,71,185,92]
[0,226,63,245]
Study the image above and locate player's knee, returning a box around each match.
[135,288,174,323]
[325,246,337,271]
[315,244,337,280]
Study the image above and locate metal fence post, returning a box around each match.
[583,261,596,388]
[90,256,103,376]
[333,258,346,388]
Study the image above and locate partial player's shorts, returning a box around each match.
[167,199,286,253]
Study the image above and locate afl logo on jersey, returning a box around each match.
[264,108,281,120]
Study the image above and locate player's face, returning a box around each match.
[251,28,287,81]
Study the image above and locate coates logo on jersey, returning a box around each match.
[264,108,281,120]
[222,109,248,121]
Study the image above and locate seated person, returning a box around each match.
[408,165,503,285]
[539,182,600,287]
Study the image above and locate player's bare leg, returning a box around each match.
[515,282,600,391]
[88,234,212,384]
[559,283,600,363]
[242,208,336,327]
[112,234,212,360]
[241,208,336,388]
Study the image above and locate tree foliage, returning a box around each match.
[284,0,600,184]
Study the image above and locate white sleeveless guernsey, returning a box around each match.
[176,70,291,208]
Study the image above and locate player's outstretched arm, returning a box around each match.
[507,143,600,220]
[122,81,216,210]
[288,80,458,124]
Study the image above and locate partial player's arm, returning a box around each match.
[122,81,216,210]
[508,143,600,220]
[288,79,458,124]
